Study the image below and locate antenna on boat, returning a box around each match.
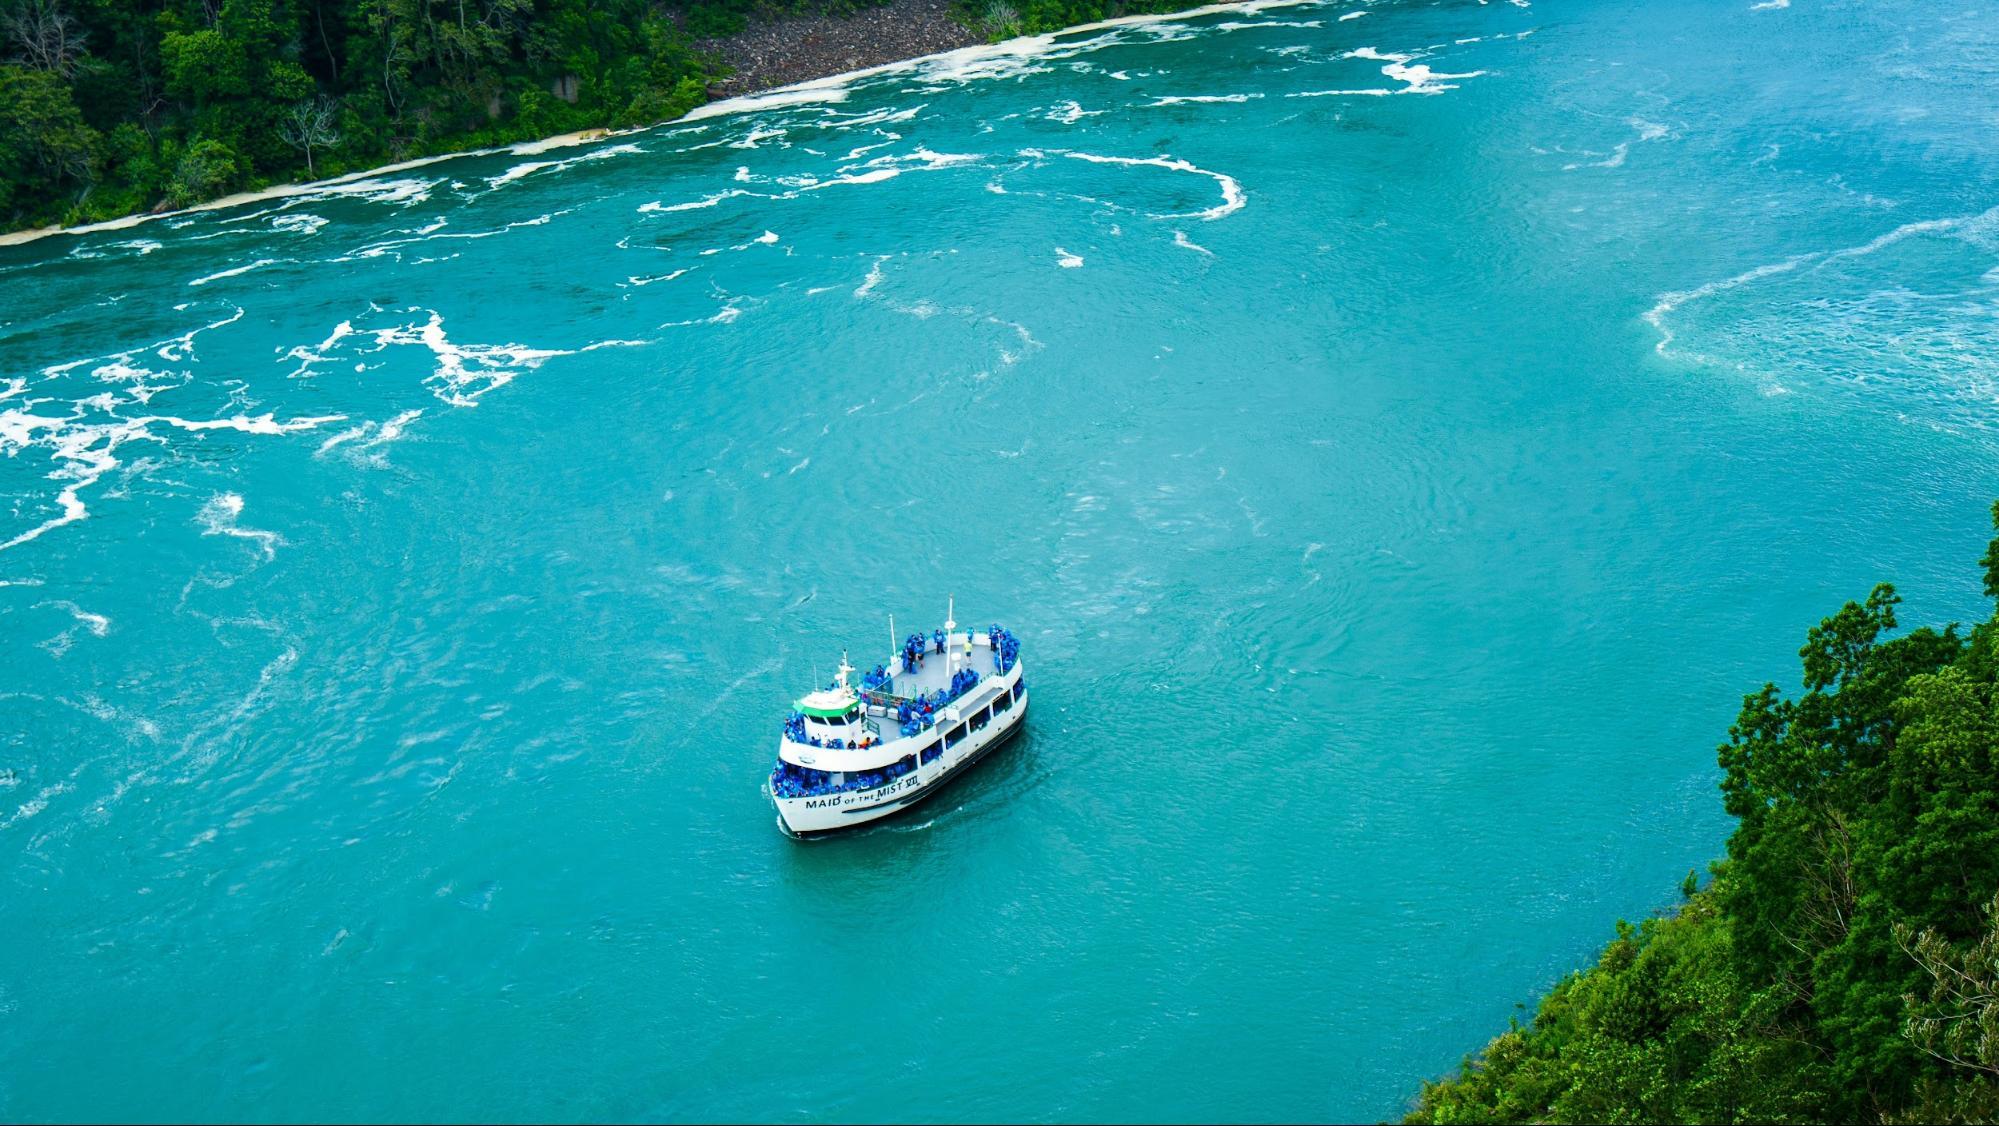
[837,650,854,691]
[889,613,896,657]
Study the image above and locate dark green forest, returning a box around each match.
[1409,505,1999,1124]
[0,0,1198,233]
[0,0,740,230]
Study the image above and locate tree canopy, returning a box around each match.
[1408,506,1999,1124]
[0,0,1205,230]
[0,0,743,230]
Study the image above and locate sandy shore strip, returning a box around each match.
[0,0,1318,250]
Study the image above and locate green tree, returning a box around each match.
[0,63,100,220]
[1410,502,1999,1123]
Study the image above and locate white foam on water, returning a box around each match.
[1340,10,1367,19]
[485,143,642,188]
[624,268,692,287]
[270,213,327,236]
[1645,205,1999,359]
[2,781,71,830]
[369,311,576,407]
[907,146,983,169]
[188,259,280,287]
[640,146,984,214]
[296,176,438,206]
[1149,93,1264,105]
[283,320,356,377]
[1056,248,1085,268]
[0,409,342,554]
[314,422,367,454]
[1565,118,1672,170]
[1060,151,1247,221]
[197,492,283,559]
[368,409,424,446]
[317,408,425,464]
[913,42,1058,86]
[1174,230,1215,256]
[1381,61,1485,94]
[1750,0,1789,9]
[1049,100,1105,123]
[639,189,757,213]
[1288,44,1488,98]
[731,124,792,150]
[333,211,562,262]
[813,104,925,130]
[44,600,110,636]
[2,305,327,552]
[855,257,891,298]
[842,137,899,160]
[1644,259,1808,356]
[682,83,851,123]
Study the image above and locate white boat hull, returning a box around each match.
[772,686,1028,836]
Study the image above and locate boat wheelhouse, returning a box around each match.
[768,605,1026,837]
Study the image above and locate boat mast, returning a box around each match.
[944,595,958,676]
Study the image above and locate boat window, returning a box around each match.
[969,707,990,732]
[990,691,1011,715]
[919,740,942,765]
[945,722,968,747]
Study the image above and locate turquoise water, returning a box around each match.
[6,0,1999,1119]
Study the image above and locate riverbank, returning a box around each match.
[0,130,615,249]
[695,0,981,97]
[0,0,1311,250]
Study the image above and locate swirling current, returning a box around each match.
[6,0,1999,1119]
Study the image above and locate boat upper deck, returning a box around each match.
[775,624,1023,772]
[873,633,1003,701]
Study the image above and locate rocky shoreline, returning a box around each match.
[696,0,986,96]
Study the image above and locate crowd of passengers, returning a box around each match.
[779,624,1022,746]
[770,749,941,798]
[988,624,1020,674]
[781,712,884,749]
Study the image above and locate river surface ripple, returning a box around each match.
[5,0,1999,1119]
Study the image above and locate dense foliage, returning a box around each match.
[1408,504,1999,1124]
[0,0,1219,231]
[0,0,877,230]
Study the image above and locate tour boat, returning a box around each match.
[768,603,1027,837]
